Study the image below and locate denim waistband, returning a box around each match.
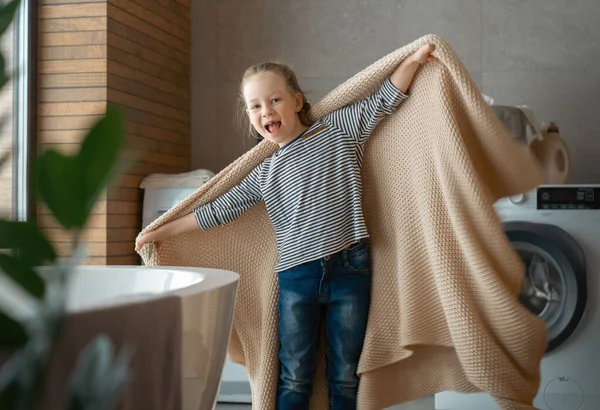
[322,240,365,262]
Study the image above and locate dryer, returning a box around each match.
[435,185,600,410]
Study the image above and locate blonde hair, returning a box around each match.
[235,61,313,141]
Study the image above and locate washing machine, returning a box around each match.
[435,184,600,410]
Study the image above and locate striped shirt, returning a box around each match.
[194,77,408,272]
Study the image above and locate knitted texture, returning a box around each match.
[137,34,547,409]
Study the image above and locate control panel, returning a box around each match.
[537,186,600,210]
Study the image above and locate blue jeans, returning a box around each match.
[276,241,371,410]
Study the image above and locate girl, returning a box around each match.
[136,43,436,410]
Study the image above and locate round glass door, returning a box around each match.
[505,222,587,353]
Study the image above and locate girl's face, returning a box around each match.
[244,72,307,147]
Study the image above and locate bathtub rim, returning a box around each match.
[40,265,240,314]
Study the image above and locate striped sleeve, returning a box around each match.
[193,165,263,230]
[325,76,408,145]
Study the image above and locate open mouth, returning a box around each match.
[265,121,281,135]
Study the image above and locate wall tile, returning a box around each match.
[192,0,218,170]
[483,0,600,71]
[297,76,349,103]
[193,0,599,184]
[263,0,482,78]
[217,0,268,81]
[215,79,256,170]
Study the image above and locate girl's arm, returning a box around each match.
[390,43,436,93]
[135,214,197,251]
[135,164,263,252]
[322,43,437,146]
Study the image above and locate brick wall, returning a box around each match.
[37,0,191,264]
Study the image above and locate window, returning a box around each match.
[0,0,35,222]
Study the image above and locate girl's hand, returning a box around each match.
[390,43,437,93]
[410,43,437,65]
[135,230,162,252]
[134,214,199,252]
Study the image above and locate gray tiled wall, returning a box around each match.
[192,0,600,183]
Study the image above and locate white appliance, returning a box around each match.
[140,169,214,229]
[218,360,252,403]
[436,185,600,410]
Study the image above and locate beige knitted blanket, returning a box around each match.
[137,34,547,409]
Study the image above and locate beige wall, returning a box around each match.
[192,0,600,183]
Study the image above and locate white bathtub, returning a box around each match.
[0,265,239,410]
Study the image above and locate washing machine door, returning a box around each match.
[504,221,587,353]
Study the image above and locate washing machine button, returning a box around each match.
[544,377,584,410]
[509,193,526,204]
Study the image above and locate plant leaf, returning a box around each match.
[66,335,132,410]
[0,312,27,348]
[0,353,21,410]
[0,336,51,410]
[0,388,15,410]
[77,105,124,215]
[0,0,17,89]
[0,113,9,135]
[0,115,11,172]
[0,0,20,37]
[0,254,45,299]
[37,151,86,229]
[0,54,8,92]
[0,152,8,171]
[37,107,125,230]
[0,115,12,177]
[0,220,56,266]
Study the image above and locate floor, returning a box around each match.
[215,396,436,409]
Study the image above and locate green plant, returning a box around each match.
[0,1,133,408]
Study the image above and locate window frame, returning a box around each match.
[11,0,37,222]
